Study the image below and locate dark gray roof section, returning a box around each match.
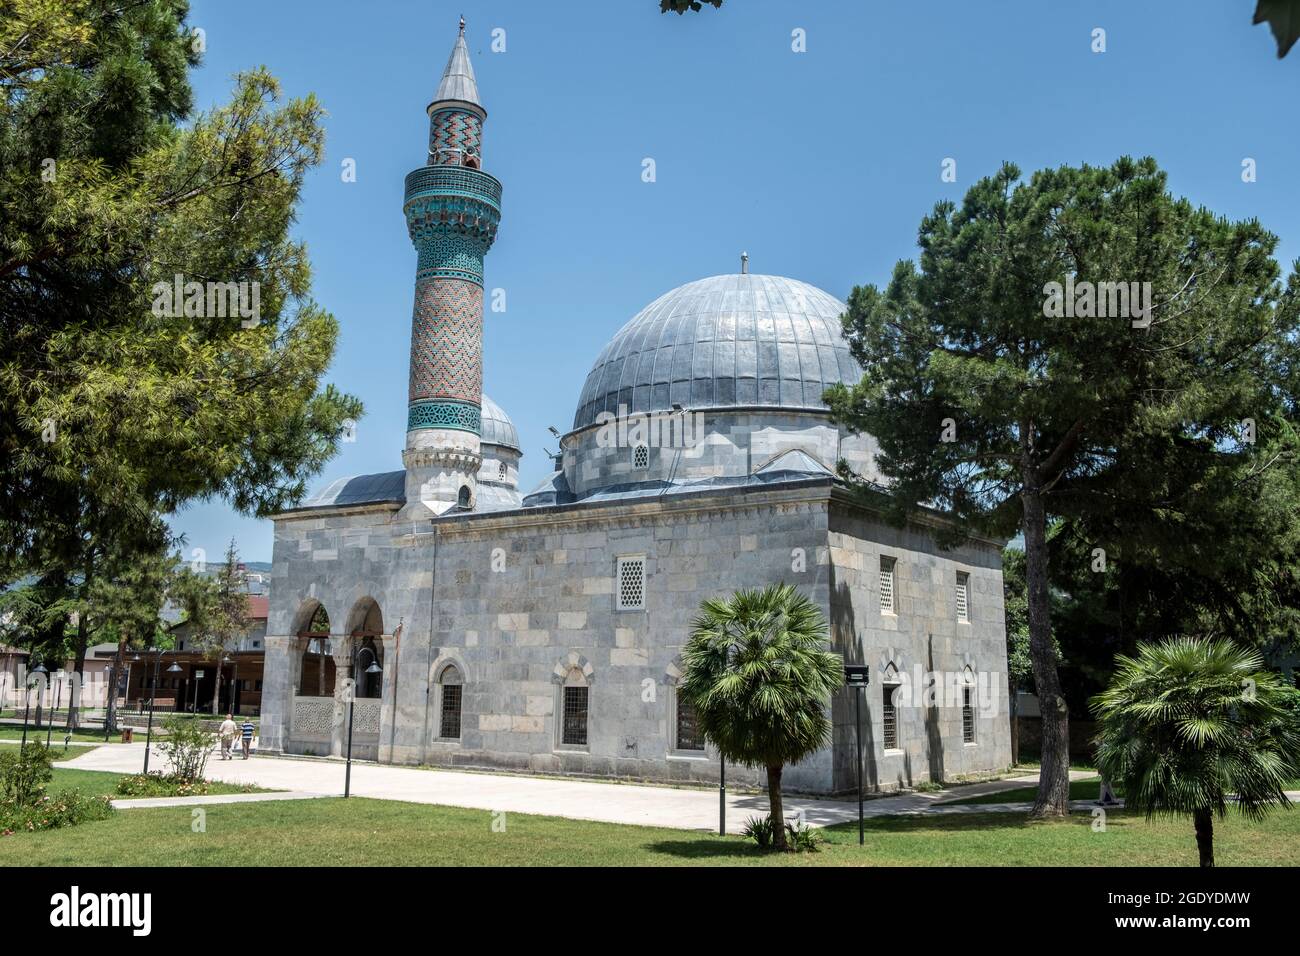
[520,458,833,510]
[521,470,573,508]
[571,273,860,432]
[474,482,523,512]
[300,470,405,509]
[755,448,833,475]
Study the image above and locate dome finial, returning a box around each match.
[459,15,465,35]
[740,251,749,275]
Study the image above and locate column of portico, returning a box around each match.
[377,633,399,763]
[330,636,353,758]
[259,635,297,754]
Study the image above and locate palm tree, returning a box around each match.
[1091,636,1300,867]
[680,583,843,850]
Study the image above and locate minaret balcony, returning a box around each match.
[404,165,501,210]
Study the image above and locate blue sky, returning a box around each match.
[172,0,1300,563]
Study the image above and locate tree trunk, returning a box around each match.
[767,764,787,851]
[67,615,87,730]
[1022,487,1070,817]
[211,665,221,715]
[105,634,127,735]
[1194,809,1214,867]
[1009,674,1020,766]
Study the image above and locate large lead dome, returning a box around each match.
[571,273,860,432]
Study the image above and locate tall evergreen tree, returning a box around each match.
[1,1,361,571]
[827,158,1300,816]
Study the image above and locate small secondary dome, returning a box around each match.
[480,393,520,451]
[571,273,860,432]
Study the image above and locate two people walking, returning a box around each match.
[218,713,256,759]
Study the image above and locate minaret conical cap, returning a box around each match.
[433,19,481,109]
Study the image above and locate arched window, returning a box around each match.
[498,460,507,481]
[296,602,334,697]
[457,485,472,508]
[633,444,649,469]
[559,667,588,748]
[438,664,463,739]
[961,667,976,744]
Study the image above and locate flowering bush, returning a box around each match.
[0,789,113,835]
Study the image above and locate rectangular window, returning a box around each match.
[962,687,976,743]
[617,556,645,611]
[439,685,463,739]
[675,695,705,752]
[879,556,896,614]
[882,683,900,750]
[562,686,589,746]
[955,571,970,622]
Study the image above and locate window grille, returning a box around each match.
[633,444,649,469]
[562,686,588,746]
[955,571,970,622]
[675,695,705,751]
[962,686,975,743]
[440,684,463,739]
[498,460,507,480]
[882,683,899,750]
[617,556,645,610]
[879,557,896,613]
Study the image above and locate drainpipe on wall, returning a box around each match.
[386,617,403,761]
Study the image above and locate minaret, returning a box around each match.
[400,17,501,517]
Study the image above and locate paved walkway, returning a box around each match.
[62,743,1100,833]
[111,791,328,810]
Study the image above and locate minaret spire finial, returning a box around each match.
[741,251,749,275]
[459,15,465,35]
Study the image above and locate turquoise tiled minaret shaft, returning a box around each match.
[401,19,502,514]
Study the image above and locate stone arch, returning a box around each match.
[432,657,465,741]
[346,596,384,637]
[550,652,594,686]
[295,599,334,697]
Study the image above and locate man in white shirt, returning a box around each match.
[217,713,239,760]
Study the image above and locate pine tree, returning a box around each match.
[827,158,1300,816]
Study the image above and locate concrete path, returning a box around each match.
[61,743,1102,834]
[111,791,328,810]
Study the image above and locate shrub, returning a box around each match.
[1,789,113,835]
[742,814,776,849]
[112,772,258,798]
[784,819,824,852]
[0,743,53,807]
[742,814,824,852]
[156,715,215,782]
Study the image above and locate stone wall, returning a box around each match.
[262,480,1012,795]
[561,410,878,498]
[827,498,1013,792]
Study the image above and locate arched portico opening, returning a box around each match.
[346,597,384,700]
[296,601,335,697]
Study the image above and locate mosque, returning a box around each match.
[259,22,1012,793]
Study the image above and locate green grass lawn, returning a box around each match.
[945,778,1104,805]
[1,793,1296,866]
[0,726,117,744]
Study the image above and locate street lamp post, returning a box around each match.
[102,664,113,742]
[344,642,382,798]
[143,658,183,775]
[21,663,48,749]
[45,670,56,749]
